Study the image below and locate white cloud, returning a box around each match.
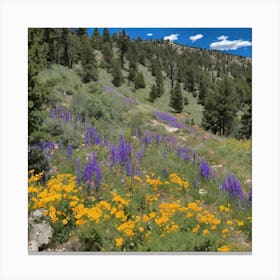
[210,37,252,50]
[189,34,204,42]
[217,35,228,41]
[164,34,179,42]
[147,33,153,36]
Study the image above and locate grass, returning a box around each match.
[29,63,252,252]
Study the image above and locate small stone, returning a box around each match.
[29,221,53,247]
[199,188,208,195]
[28,240,38,252]
[212,164,223,168]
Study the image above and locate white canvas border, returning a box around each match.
[0,0,279,279]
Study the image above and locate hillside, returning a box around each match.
[28,28,252,252]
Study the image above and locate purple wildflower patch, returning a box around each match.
[221,173,245,207]
[154,111,185,129]
[200,157,211,179]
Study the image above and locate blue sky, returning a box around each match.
[87,28,252,58]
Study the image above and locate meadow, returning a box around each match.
[28,64,252,252]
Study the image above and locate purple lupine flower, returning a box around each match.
[77,157,81,184]
[67,144,72,159]
[59,138,63,150]
[125,161,133,177]
[194,180,199,188]
[110,145,118,167]
[154,134,161,145]
[137,146,144,162]
[142,131,151,145]
[154,111,185,129]
[118,135,131,164]
[200,157,211,179]
[84,163,91,186]
[177,146,191,161]
[135,166,141,177]
[94,163,102,189]
[221,173,245,207]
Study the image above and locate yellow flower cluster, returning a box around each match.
[218,245,231,252]
[169,173,189,189]
[117,220,135,236]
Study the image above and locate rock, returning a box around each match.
[32,209,44,219]
[29,221,53,248]
[212,164,223,168]
[244,179,252,184]
[28,240,39,252]
[199,188,208,195]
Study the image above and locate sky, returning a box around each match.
[87,28,252,58]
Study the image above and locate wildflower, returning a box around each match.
[219,205,230,212]
[218,245,231,252]
[62,219,68,225]
[115,238,123,247]
[194,180,199,188]
[200,157,211,179]
[221,173,245,207]
[125,161,133,177]
[203,229,210,235]
[137,146,144,162]
[67,144,72,159]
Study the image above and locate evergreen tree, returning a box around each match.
[149,84,157,103]
[80,37,98,83]
[102,28,112,47]
[101,41,113,70]
[134,72,145,89]
[91,28,101,49]
[202,78,237,136]
[111,59,123,87]
[155,69,164,97]
[184,96,189,106]
[170,81,183,113]
[117,29,130,67]
[239,102,252,139]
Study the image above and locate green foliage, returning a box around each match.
[111,59,124,87]
[202,78,238,136]
[149,84,158,103]
[134,72,145,89]
[80,37,98,83]
[169,81,183,113]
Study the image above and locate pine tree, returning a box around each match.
[117,29,130,67]
[91,28,101,49]
[134,72,145,89]
[111,59,123,87]
[103,28,112,48]
[155,69,164,97]
[170,81,183,113]
[101,41,113,70]
[149,84,157,103]
[202,78,237,136]
[239,102,252,139]
[80,37,98,83]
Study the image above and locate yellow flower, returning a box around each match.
[110,207,117,215]
[76,219,86,225]
[139,226,144,232]
[219,205,230,212]
[202,229,210,235]
[115,238,123,247]
[222,228,229,234]
[62,219,68,225]
[237,220,245,226]
[226,220,233,226]
[218,245,231,252]
[211,225,216,230]
[192,225,200,233]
